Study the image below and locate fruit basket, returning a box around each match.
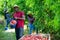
[19,34,50,40]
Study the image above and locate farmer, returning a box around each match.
[27,13,35,34]
[13,5,25,40]
[4,9,11,30]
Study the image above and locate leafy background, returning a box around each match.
[0,0,60,40]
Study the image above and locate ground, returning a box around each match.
[0,25,28,40]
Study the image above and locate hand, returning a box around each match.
[15,17,18,19]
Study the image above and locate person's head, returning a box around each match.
[28,13,33,18]
[13,5,19,12]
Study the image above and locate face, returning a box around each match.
[14,7,19,12]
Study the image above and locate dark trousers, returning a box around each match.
[28,23,35,34]
[6,18,11,27]
[15,27,24,40]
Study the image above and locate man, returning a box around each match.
[4,10,11,30]
[27,13,35,34]
[13,5,25,40]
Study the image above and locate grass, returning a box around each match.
[0,24,16,40]
[0,24,28,40]
[0,32,16,40]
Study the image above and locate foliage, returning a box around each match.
[0,0,60,40]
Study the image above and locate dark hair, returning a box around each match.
[28,14,33,18]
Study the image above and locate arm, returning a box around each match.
[16,15,25,20]
[15,12,25,20]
